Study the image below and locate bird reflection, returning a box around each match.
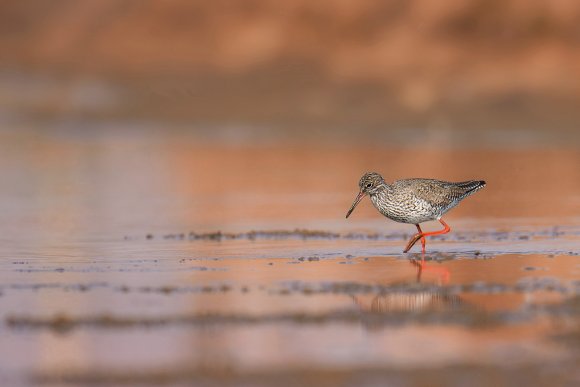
[351,257,460,314]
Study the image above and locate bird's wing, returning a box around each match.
[396,179,466,208]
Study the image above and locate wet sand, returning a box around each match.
[0,128,578,386]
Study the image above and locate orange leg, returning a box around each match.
[415,224,427,254]
[403,218,451,253]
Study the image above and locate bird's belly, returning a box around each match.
[383,211,436,224]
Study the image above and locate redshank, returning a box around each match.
[346,172,486,253]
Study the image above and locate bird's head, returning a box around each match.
[346,172,385,218]
[358,172,385,195]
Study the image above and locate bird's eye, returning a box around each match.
[366,183,372,188]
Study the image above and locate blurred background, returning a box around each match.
[0,0,578,236]
[1,0,579,145]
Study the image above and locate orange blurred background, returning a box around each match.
[0,0,579,142]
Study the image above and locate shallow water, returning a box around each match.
[0,127,578,386]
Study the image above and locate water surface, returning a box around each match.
[0,128,578,386]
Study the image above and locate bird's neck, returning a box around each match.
[370,182,392,198]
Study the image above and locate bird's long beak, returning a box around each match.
[346,191,366,218]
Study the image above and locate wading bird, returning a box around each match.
[346,172,485,253]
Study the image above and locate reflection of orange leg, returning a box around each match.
[410,259,424,282]
[403,219,451,253]
[410,259,450,285]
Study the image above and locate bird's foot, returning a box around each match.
[403,233,424,253]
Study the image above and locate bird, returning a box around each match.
[346,172,486,253]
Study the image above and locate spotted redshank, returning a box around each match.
[346,172,486,253]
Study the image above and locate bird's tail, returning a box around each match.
[456,180,486,195]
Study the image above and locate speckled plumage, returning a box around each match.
[369,177,485,224]
[346,172,486,253]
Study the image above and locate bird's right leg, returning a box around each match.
[404,224,427,253]
[416,224,426,254]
